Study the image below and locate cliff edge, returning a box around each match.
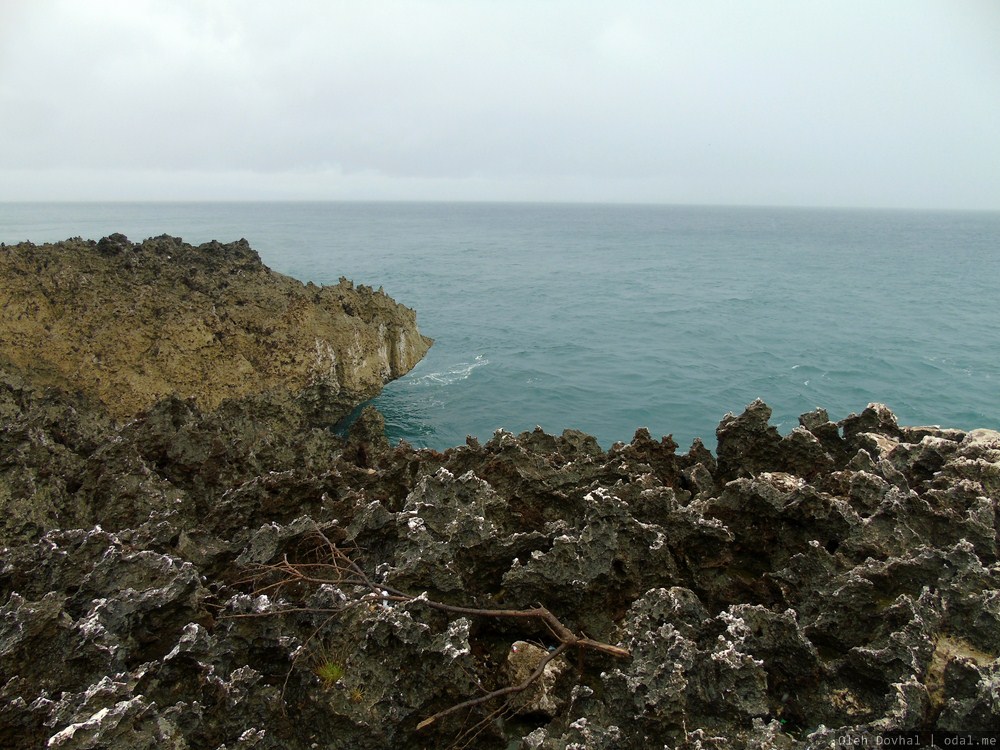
[0,233,432,420]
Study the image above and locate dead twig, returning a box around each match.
[416,640,572,730]
[231,528,630,732]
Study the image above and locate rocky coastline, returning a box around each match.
[1,237,998,749]
[0,234,432,422]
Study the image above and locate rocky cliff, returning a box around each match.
[1,236,998,748]
[1,371,997,748]
[0,234,432,421]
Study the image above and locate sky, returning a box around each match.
[1,0,998,209]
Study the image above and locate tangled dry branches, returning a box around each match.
[232,527,630,732]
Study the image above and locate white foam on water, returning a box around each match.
[411,354,489,386]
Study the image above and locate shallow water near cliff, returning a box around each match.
[2,201,998,450]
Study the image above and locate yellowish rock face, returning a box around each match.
[0,235,432,419]
[506,640,568,717]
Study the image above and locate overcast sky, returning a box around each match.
[1,0,998,208]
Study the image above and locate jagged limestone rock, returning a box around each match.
[506,640,569,717]
[2,383,999,748]
[0,235,432,421]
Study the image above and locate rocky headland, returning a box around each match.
[0,234,432,421]
[1,237,998,749]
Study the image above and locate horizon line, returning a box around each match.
[1,198,998,214]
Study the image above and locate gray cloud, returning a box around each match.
[2,0,998,207]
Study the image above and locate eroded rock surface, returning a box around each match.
[2,379,997,748]
[0,235,432,420]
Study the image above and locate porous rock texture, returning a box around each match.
[0,234,432,421]
[2,369,998,748]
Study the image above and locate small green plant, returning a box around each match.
[314,659,345,688]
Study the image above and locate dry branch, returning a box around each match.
[235,529,631,731]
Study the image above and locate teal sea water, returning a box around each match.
[2,202,998,450]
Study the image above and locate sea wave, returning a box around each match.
[408,354,489,387]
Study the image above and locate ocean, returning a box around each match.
[2,202,998,451]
